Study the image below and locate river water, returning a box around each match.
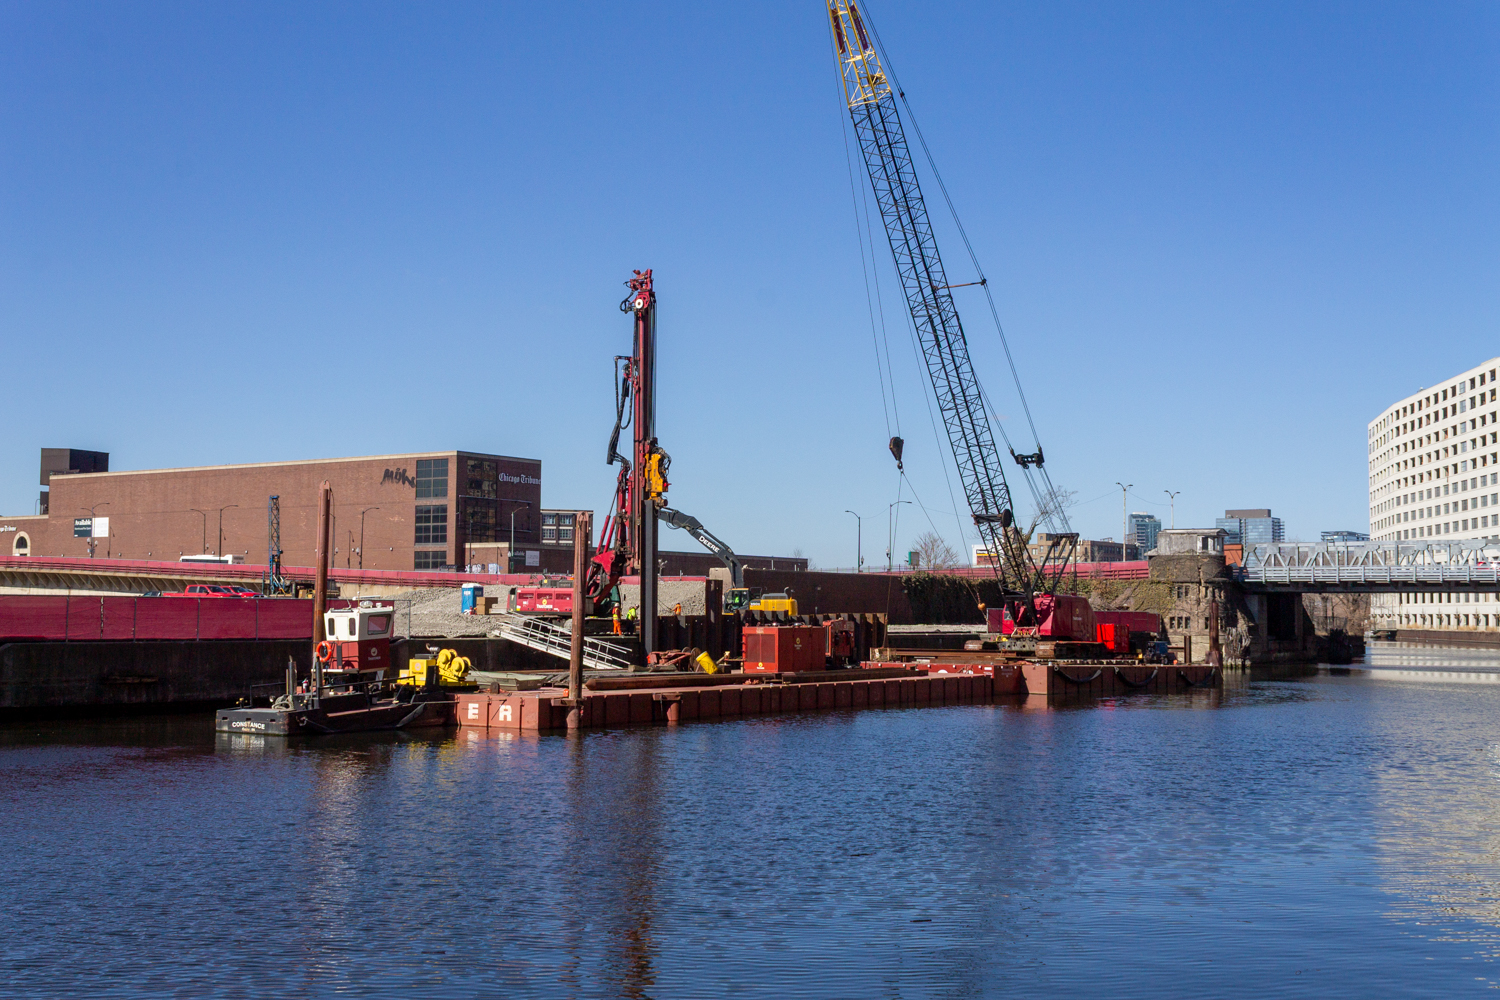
[5,650,1500,998]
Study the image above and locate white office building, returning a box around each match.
[1367,357,1500,632]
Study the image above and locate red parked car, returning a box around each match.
[167,585,249,597]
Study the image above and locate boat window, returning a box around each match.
[366,615,390,636]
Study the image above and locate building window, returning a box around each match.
[415,505,448,544]
[465,458,498,499]
[414,550,447,571]
[463,499,498,543]
[12,532,28,557]
[416,458,448,499]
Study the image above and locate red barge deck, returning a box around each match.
[455,662,1222,732]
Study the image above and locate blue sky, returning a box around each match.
[2,1,1497,567]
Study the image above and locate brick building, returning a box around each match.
[1,449,542,572]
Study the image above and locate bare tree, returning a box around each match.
[912,531,962,570]
[1024,486,1078,541]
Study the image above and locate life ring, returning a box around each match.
[315,640,334,663]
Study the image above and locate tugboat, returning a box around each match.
[216,480,467,737]
[215,604,468,736]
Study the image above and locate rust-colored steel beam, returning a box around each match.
[569,510,592,707]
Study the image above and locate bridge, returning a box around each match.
[0,555,539,597]
[1237,541,1500,592]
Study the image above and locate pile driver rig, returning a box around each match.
[586,270,671,658]
[828,1,1076,631]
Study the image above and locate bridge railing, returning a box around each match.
[1243,565,1500,586]
[1241,540,1500,570]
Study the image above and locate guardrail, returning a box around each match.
[489,613,633,671]
[1241,566,1500,586]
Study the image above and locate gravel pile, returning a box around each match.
[617,580,707,616]
[388,588,500,639]
[388,579,710,639]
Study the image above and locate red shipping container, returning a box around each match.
[1094,610,1163,635]
[742,626,825,673]
[1095,622,1130,653]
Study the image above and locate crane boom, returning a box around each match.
[828,1,1073,620]
[659,506,745,587]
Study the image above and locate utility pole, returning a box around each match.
[81,502,109,559]
[1164,490,1180,529]
[509,500,533,571]
[358,507,380,570]
[887,499,911,571]
[845,510,862,572]
[313,481,331,655]
[1116,483,1133,562]
[216,504,238,558]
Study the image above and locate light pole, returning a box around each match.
[189,508,208,554]
[358,507,380,569]
[510,500,534,571]
[81,502,109,559]
[887,499,911,571]
[216,504,238,558]
[1116,483,1133,562]
[845,510,863,572]
[1164,490,1180,529]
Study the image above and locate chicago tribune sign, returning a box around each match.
[381,468,415,488]
[500,472,540,486]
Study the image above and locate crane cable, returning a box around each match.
[863,7,1070,538]
[832,25,899,441]
[834,18,969,557]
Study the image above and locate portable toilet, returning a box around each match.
[461,583,484,614]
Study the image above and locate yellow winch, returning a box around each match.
[397,648,472,687]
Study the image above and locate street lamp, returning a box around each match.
[1164,490,1180,529]
[80,502,109,559]
[189,508,208,554]
[844,510,863,572]
[510,500,534,571]
[358,507,380,569]
[216,505,238,558]
[887,499,911,571]
[1116,483,1133,562]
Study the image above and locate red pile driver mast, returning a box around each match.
[587,269,670,661]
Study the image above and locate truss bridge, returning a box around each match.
[1237,541,1500,593]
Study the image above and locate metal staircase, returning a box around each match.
[489,613,634,671]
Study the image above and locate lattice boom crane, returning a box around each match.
[827,1,1074,624]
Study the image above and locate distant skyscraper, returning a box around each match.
[1216,509,1284,546]
[1320,530,1369,544]
[1128,511,1161,553]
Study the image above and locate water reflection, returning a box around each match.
[9,673,1500,997]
